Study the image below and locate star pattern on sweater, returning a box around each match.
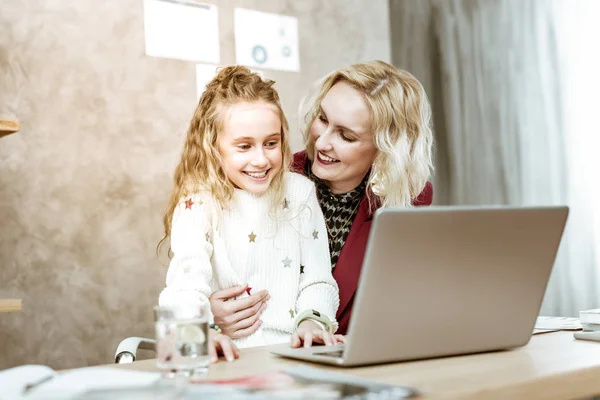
[185,198,194,209]
[283,198,289,209]
[165,175,337,342]
[312,230,319,240]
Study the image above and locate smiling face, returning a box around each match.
[309,81,378,194]
[217,101,283,195]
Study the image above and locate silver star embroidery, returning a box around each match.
[282,256,292,268]
[248,231,257,243]
[289,309,295,318]
[312,230,319,239]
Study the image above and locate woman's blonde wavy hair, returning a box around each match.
[300,60,433,208]
[159,66,292,256]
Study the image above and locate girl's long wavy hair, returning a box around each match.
[299,60,434,208]
[158,66,292,258]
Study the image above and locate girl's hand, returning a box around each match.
[209,285,270,339]
[209,328,240,363]
[291,320,346,348]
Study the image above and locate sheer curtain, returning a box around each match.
[432,0,567,207]
[548,0,600,315]
[391,0,600,316]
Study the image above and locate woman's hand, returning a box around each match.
[209,284,270,339]
[291,320,346,348]
[209,328,239,363]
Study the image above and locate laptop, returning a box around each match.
[272,206,569,367]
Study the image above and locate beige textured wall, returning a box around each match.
[0,0,391,369]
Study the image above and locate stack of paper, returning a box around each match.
[580,308,600,331]
[533,316,582,334]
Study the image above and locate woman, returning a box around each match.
[209,60,434,349]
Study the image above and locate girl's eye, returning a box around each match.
[318,114,328,124]
[265,140,279,147]
[238,144,251,150]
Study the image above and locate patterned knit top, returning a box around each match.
[158,172,339,348]
[305,161,368,269]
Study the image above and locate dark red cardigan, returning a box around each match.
[292,151,433,334]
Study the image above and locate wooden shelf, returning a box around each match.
[0,298,22,312]
[0,119,19,138]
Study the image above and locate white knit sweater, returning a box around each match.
[158,172,339,348]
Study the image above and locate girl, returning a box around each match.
[158,66,341,362]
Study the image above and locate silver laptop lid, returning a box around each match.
[344,206,568,366]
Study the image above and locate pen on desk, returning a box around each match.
[22,374,54,394]
[573,331,600,342]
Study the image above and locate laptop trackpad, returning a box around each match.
[314,349,345,358]
[306,344,345,358]
[271,344,346,361]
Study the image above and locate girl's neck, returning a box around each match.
[233,187,269,198]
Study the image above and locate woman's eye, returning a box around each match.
[318,114,328,123]
[340,132,355,142]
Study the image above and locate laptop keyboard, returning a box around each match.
[314,349,345,358]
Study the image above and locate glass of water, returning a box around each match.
[154,303,210,379]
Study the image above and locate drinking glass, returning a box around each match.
[154,303,210,379]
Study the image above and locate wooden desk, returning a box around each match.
[0,298,22,312]
[110,332,600,399]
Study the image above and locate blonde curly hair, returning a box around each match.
[300,60,433,208]
[159,66,292,254]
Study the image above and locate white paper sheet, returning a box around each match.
[196,63,218,100]
[580,308,600,324]
[0,365,56,399]
[234,8,300,72]
[0,365,161,400]
[533,316,582,334]
[144,0,220,63]
[27,367,161,400]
